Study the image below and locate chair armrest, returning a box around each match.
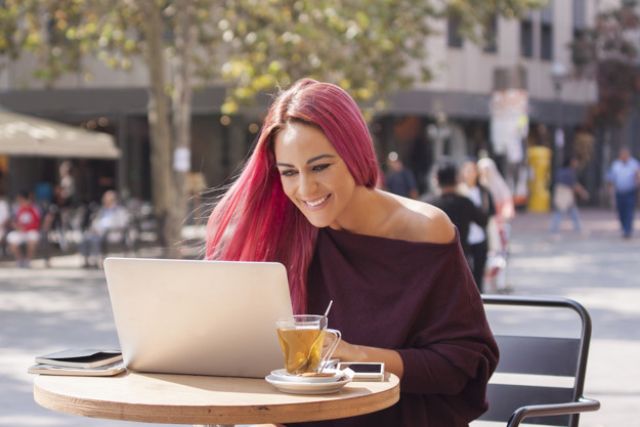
[507,397,600,427]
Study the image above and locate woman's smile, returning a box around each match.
[302,194,331,209]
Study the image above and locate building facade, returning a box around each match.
[0,0,619,202]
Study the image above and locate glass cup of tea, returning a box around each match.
[276,315,341,375]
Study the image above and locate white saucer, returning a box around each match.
[269,368,344,383]
[265,369,354,394]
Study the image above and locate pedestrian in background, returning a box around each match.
[477,157,514,293]
[428,161,488,258]
[607,147,640,239]
[7,190,41,268]
[384,151,418,199]
[460,160,495,292]
[550,157,589,234]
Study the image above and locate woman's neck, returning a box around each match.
[329,188,396,236]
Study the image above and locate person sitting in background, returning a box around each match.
[80,190,129,268]
[460,160,495,292]
[384,151,419,199]
[34,181,53,207]
[7,190,41,268]
[0,189,9,254]
[40,186,76,266]
[550,157,589,234]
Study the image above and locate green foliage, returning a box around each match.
[0,0,137,84]
[0,1,38,62]
[218,0,433,113]
[218,0,543,114]
[2,0,542,112]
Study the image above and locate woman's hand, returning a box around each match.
[323,335,404,378]
[331,338,366,362]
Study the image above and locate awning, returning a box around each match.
[0,110,120,159]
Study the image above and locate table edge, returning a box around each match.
[34,375,400,424]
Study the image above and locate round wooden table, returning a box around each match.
[34,371,400,426]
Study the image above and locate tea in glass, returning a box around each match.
[276,315,341,375]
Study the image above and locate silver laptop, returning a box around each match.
[104,257,293,378]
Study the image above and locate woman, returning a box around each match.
[206,79,498,426]
[460,160,495,292]
[477,158,514,293]
[550,157,589,234]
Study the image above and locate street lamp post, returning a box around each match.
[550,62,568,168]
[427,111,450,162]
[550,62,569,201]
[426,112,450,193]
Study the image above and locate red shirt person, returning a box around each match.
[7,191,41,268]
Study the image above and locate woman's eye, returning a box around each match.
[280,169,297,177]
[312,163,331,172]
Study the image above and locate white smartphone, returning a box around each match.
[337,362,385,381]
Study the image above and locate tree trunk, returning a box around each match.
[137,0,178,255]
[169,0,196,255]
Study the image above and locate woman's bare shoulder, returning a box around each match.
[388,195,455,244]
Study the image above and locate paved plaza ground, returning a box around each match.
[0,208,638,427]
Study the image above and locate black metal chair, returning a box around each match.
[480,295,600,427]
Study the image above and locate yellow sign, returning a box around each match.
[527,146,551,212]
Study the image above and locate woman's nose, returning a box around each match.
[298,173,317,196]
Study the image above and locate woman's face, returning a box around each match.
[274,122,357,228]
[461,162,478,186]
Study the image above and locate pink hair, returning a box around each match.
[205,78,379,313]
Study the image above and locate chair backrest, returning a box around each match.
[479,295,593,427]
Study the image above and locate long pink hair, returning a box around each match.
[205,78,379,313]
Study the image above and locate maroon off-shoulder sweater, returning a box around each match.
[289,227,499,427]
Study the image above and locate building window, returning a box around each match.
[572,0,586,41]
[540,0,554,61]
[448,14,464,48]
[573,0,586,29]
[484,14,498,53]
[520,20,533,58]
[541,23,553,60]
